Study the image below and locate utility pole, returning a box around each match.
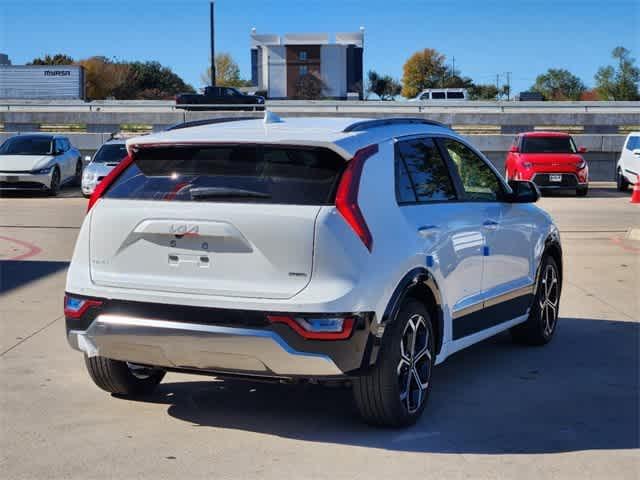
[210,0,216,87]
[505,72,512,101]
[452,56,455,78]
[496,73,500,100]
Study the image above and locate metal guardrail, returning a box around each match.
[2,100,639,114]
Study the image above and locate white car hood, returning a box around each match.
[84,162,118,178]
[0,155,54,172]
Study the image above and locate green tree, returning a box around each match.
[201,53,251,87]
[595,47,640,100]
[530,68,586,100]
[125,61,195,99]
[468,84,500,100]
[366,70,402,100]
[27,54,75,65]
[401,48,448,98]
[294,73,326,99]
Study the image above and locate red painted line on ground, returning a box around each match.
[610,236,640,253]
[0,235,43,260]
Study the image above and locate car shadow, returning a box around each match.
[0,260,69,294]
[542,186,629,198]
[0,184,80,198]
[122,316,639,454]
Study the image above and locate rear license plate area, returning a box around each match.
[549,174,562,182]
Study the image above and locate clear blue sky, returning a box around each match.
[1,0,638,95]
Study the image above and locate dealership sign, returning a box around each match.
[44,70,71,77]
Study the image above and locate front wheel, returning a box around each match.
[84,355,165,396]
[48,167,60,196]
[576,186,588,197]
[73,160,83,186]
[510,255,561,345]
[353,299,435,427]
[616,169,629,192]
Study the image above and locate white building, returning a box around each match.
[250,31,364,99]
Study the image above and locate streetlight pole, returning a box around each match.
[210,0,216,87]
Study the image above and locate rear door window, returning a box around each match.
[626,136,639,151]
[104,145,346,205]
[395,138,457,203]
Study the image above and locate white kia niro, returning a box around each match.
[65,115,562,427]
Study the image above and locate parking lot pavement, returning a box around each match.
[1,185,638,479]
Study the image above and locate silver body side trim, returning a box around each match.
[67,314,342,377]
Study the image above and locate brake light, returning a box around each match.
[64,294,103,319]
[267,314,356,340]
[87,153,134,212]
[577,158,587,169]
[335,144,378,252]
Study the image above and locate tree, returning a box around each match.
[77,57,130,99]
[366,70,402,100]
[595,47,640,100]
[125,61,195,99]
[530,68,586,100]
[468,84,500,100]
[201,53,251,87]
[294,73,326,99]
[27,54,74,65]
[401,48,448,98]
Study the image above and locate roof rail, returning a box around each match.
[165,117,256,131]
[342,117,450,133]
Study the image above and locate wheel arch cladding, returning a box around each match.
[543,235,563,287]
[381,267,444,355]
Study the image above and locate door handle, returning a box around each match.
[418,225,440,238]
[483,220,499,230]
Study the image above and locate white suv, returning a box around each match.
[65,116,563,427]
[616,132,640,191]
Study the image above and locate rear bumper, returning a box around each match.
[531,173,588,189]
[65,296,376,379]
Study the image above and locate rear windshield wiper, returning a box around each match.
[189,187,271,200]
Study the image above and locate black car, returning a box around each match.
[176,86,265,111]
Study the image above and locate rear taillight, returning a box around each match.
[87,153,134,212]
[335,144,378,252]
[267,314,356,340]
[64,295,103,319]
[577,158,587,169]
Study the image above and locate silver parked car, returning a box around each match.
[81,139,128,197]
[0,134,83,196]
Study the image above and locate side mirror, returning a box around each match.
[578,146,588,153]
[508,145,519,153]
[507,180,540,203]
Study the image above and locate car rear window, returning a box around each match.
[522,136,576,153]
[103,145,346,205]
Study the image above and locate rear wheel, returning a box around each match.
[353,299,435,427]
[616,168,629,192]
[84,355,165,396]
[511,255,561,345]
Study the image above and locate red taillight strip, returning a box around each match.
[87,153,134,212]
[63,295,103,319]
[267,315,355,340]
[335,144,378,252]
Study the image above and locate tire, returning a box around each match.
[510,255,561,346]
[48,167,60,196]
[73,160,83,187]
[616,168,629,192]
[576,186,588,197]
[353,298,435,427]
[84,355,165,396]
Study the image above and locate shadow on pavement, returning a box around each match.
[542,187,629,199]
[0,260,69,294]
[125,316,639,454]
[0,185,81,198]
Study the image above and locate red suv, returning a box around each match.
[505,132,589,196]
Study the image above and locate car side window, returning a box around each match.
[62,139,70,151]
[441,139,504,201]
[54,139,63,154]
[395,138,457,203]
[626,136,639,151]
